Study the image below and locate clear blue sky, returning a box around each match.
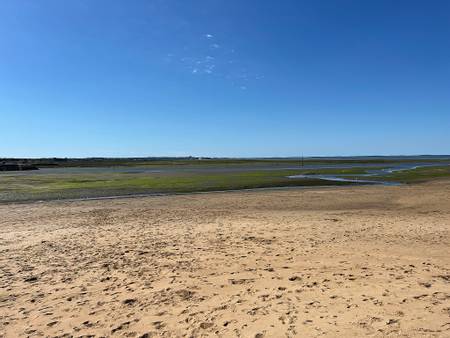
[1,0,449,157]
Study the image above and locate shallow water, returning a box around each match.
[287,163,446,185]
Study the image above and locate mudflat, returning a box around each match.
[0,181,449,337]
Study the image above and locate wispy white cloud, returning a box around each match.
[165,33,262,89]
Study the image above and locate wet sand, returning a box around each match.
[1,181,449,337]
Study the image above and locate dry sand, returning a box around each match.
[0,181,449,337]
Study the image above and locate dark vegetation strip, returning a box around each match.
[2,156,450,169]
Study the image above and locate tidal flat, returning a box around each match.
[1,157,450,202]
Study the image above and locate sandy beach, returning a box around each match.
[1,181,449,337]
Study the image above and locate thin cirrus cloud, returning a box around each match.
[165,34,263,89]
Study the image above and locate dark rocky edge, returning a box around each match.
[0,163,39,171]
